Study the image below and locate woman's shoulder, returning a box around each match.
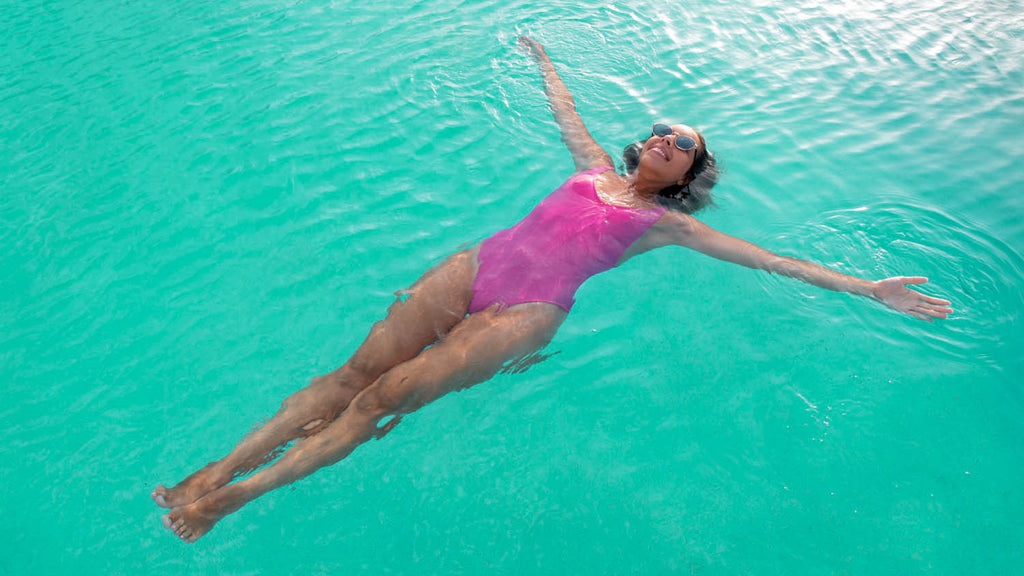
[575,164,616,177]
[649,210,700,245]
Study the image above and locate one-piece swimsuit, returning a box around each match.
[469,166,667,313]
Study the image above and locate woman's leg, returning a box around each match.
[152,248,479,509]
[163,302,566,542]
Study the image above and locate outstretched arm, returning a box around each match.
[664,212,954,322]
[519,36,614,172]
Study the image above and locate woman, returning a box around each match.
[153,36,952,542]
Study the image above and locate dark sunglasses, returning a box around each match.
[652,123,698,151]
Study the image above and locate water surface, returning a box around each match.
[2,0,1022,573]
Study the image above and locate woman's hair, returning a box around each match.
[621,131,720,214]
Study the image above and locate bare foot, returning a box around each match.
[151,463,224,509]
[160,486,243,543]
[162,503,219,543]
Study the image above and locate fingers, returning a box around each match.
[517,35,546,58]
[907,291,953,311]
[911,292,953,313]
[881,276,954,321]
[911,302,952,321]
[904,288,953,306]
[921,294,952,306]
[909,310,933,322]
[900,277,953,308]
[899,276,929,285]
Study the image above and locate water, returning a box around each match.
[2,0,1022,573]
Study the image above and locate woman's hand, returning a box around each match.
[871,276,953,322]
[518,35,548,62]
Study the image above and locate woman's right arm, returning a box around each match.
[519,36,614,172]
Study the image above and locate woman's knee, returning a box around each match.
[282,372,354,413]
[353,369,422,419]
[352,377,398,419]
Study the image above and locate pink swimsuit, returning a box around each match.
[469,166,667,313]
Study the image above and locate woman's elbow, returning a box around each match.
[764,254,800,275]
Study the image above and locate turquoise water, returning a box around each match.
[3,0,1022,572]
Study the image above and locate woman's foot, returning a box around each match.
[151,464,224,509]
[161,485,245,543]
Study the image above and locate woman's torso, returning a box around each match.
[470,166,672,312]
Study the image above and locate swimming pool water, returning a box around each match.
[2,0,1022,573]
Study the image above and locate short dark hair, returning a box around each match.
[620,131,720,214]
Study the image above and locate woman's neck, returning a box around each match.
[626,172,667,200]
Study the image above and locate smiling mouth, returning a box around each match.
[650,146,668,160]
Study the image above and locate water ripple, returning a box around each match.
[758,201,1024,373]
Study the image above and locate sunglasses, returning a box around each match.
[652,123,698,151]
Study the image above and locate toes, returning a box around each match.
[161,505,207,543]
[152,485,177,508]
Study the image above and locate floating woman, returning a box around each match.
[153,36,952,542]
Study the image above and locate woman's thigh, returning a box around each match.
[361,302,567,416]
[345,247,479,381]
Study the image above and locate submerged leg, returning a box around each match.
[163,302,565,542]
[152,249,478,509]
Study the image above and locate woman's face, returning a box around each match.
[637,123,702,184]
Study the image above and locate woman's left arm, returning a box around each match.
[665,212,954,321]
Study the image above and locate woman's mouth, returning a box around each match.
[649,145,669,160]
